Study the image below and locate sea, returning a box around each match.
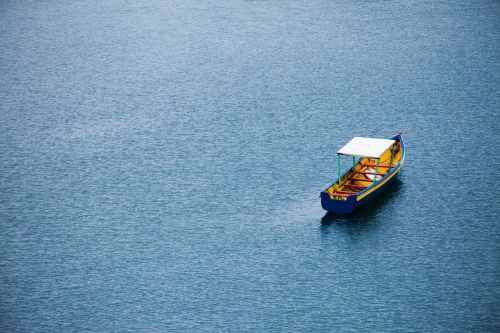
[1,1,499,332]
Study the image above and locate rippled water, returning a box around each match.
[1,1,499,332]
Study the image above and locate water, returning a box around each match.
[1,1,499,331]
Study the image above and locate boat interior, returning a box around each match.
[326,140,403,200]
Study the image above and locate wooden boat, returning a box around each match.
[320,132,405,214]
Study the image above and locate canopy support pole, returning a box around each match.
[389,144,395,171]
[352,156,355,168]
[337,154,341,181]
[374,158,380,182]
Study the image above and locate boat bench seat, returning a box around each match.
[364,162,396,168]
[330,193,352,197]
[349,177,375,182]
[357,170,386,176]
[329,189,359,198]
[343,183,368,189]
[334,190,358,194]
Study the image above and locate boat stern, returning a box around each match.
[320,191,358,214]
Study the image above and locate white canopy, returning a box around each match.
[337,137,395,158]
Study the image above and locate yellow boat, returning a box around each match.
[320,132,405,213]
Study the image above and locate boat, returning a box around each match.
[320,132,405,214]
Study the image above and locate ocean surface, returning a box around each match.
[1,1,499,332]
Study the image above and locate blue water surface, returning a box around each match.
[1,1,499,332]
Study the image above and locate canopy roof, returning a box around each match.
[337,137,395,158]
